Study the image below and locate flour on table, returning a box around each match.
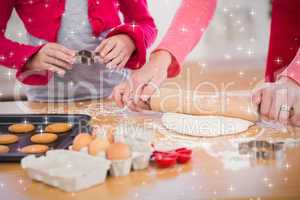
[161,113,254,137]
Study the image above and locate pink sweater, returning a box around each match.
[156,0,217,78]
[158,0,300,84]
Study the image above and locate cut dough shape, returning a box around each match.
[8,123,35,133]
[45,123,72,133]
[161,113,254,137]
[0,145,9,154]
[19,145,49,154]
[31,133,58,144]
[0,134,19,144]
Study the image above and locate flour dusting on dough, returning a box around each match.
[161,113,254,137]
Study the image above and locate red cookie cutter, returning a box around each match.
[152,148,192,168]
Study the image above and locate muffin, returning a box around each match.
[106,143,132,177]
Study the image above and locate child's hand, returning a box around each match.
[25,43,76,76]
[111,50,171,111]
[95,34,136,69]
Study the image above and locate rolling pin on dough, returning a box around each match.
[149,88,258,122]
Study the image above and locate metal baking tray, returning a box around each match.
[0,114,91,162]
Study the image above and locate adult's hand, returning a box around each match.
[111,50,172,111]
[25,43,76,76]
[252,76,300,126]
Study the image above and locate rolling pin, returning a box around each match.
[149,88,258,121]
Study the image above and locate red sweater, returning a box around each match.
[266,0,300,83]
[0,0,157,85]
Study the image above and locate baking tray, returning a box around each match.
[0,114,91,162]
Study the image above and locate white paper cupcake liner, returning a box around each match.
[132,152,152,170]
[109,158,132,177]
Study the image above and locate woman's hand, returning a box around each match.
[111,50,172,111]
[252,76,300,126]
[25,43,76,76]
[95,34,136,70]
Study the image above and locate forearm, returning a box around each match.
[111,0,157,69]
[156,0,217,67]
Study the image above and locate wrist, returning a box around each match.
[278,75,300,87]
[120,34,136,50]
[150,50,172,71]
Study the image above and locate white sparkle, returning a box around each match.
[17,32,24,37]
[18,179,24,184]
[274,57,283,64]
[228,185,235,192]
[235,20,241,25]
[7,70,13,80]
[114,2,120,8]
[236,46,243,51]
[246,49,254,56]
[239,26,245,32]
[0,55,6,61]
[249,37,256,43]
[180,27,188,33]
[9,51,14,57]
[224,54,231,60]
[130,22,138,31]
[285,163,291,169]
[249,9,256,16]
[69,81,74,86]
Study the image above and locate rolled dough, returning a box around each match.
[161,113,254,137]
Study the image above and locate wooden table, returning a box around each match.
[1,61,300,200]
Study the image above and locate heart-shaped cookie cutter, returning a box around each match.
[152,148,192,168]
